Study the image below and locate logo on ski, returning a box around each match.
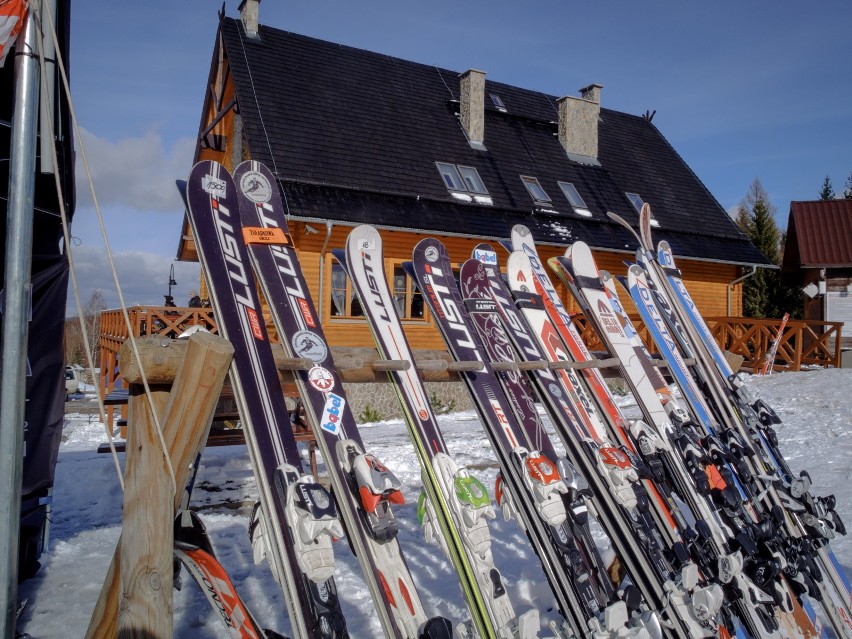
[321,393,345,434]
[596,299,623,335]
[599,446,632,470]
[308,366,335,393]
[246,307,264,340]
[424,246,440,263]
[239,170,272,203]
[474,248,497,265]
[467,299,497,313]
[296,297,316,328]
[292,330,328,363]
[202,174,226,197]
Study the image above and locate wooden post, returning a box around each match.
[118,383,173,638]
[85,333,234,639]
[794,324,804,372]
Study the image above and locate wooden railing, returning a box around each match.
[573,312,843,373]
[705,317,843,372]
[99,306,218,408]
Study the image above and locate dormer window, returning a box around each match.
[521,176,551,204]
[625,192,660,227]
[558,181,592,217]
[435,162,492,205]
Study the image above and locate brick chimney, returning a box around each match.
[239,0,260,38]
[557,83,603,165]
[459,69,486,150]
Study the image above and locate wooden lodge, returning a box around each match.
[97,4,846,422]
[172,3,773,357]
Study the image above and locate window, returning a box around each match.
[435,162,492,205]
[392,266,426,320]
[458,166,488,194]
[521,176,551,203]
[625,192,660,227]
[330,262,363,318]
[557,181,592,217]
[436,162,465,191]
[328,262,425,322]
[490,94,507,112]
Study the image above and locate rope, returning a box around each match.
[235,22,298,219]
[36,1,176,495]
[435,66,457,101]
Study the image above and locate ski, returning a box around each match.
[406,237,657,639]
[551,241,809,639]
[174,510,286,639]
[641,242,852,637]
[759,313,789,376]
[183,161,348,639]
[233,160,453,639]
[459,257,625,626]
[333,224,539,639]
[614,206,851,638]
[497,247,730,639]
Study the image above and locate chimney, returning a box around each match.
[239,0,260,38]
[459,69,487,150]
[557,83,603,165]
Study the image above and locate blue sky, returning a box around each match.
[64,0,852,310]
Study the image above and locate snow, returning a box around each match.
[17,369,852,637]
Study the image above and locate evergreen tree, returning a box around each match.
[737,179,799,318]
[819,175,835,200]
[844,172,852,199]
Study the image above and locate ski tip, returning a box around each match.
[330,248,347,267]
[175,179,188,204]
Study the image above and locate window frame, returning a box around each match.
[457,165,488,195]
[625,192,660,227]
[436,162,466,192]
[520,175,552,204]
[329,261,364,319]
[391,262,428,322]
[557,181,592,217]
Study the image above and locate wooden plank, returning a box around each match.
[85,332,234,639]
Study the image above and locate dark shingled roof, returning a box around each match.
[783,200,852,270]
[219,17,769,266]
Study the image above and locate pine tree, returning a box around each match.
[737,179,798,318]
[819,175,835,200]
[844,172,852,199]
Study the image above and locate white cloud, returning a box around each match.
[66,246,201,316]
[74,128,196,213]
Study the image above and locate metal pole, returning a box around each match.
[1,3,41,637]
[38,0,57,175]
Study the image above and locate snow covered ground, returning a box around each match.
[17,368,852,638]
